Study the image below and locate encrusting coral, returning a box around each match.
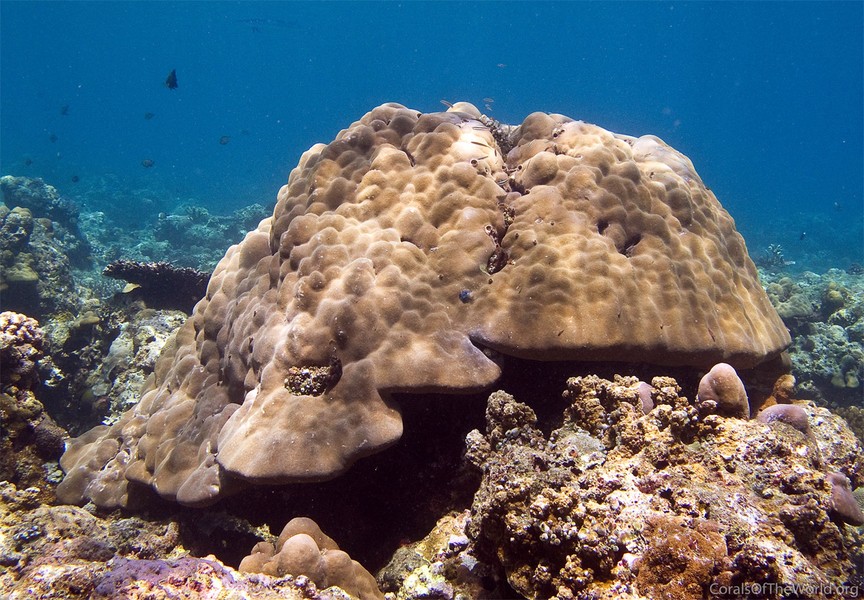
[755,403,811,435]
[58,102,791,508]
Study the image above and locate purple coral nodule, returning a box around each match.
[636,381,655,414]
[826,472,864,526]
[755,403,811,435]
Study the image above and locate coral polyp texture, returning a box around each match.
[58,102,790,508]
[239,517,384,600]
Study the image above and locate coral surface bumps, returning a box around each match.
[239,517,383,600]
[58,102,790,508]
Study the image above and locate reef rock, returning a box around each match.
[79,307,187,427]
[0,312,65,494]
[459,376,864,600]
[377,510,503,599]
[0,481,357,600]
[764,269,864,408]
[58,102,790,508]
[0,202,78,318]
[0,176,89,264]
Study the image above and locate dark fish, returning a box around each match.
[144,112,155,120]
[219,135,231,145]
[165,69,178,90]
[71,175,80,183]
[141,159,155,168]
[24,158,33,166]
[49,133,58,143]
[60,105,69,116]
[799,231,806,240]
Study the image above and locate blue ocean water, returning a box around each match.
[1,1,862,270]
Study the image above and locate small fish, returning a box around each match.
[144,112,155,120]
[165,69,178,90]
[141,159,155,168]
[483,97,494,104]
[497,63,506,68]
[60,105,69,116]
[71,175,80,183]
[24,158,33,166]
[834,201,842,212]
[219,135,231,145]
[799,231,807,241]
[49,133,58,143]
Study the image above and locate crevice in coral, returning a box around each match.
[483,224,509,275]
[479,114,514,157]
[620,233,642,258]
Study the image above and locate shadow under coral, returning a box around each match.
[114,357,715,575]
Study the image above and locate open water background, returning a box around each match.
[1,1,862,269]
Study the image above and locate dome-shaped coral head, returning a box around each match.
[57,103,791,508]
[697,362,750,418]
